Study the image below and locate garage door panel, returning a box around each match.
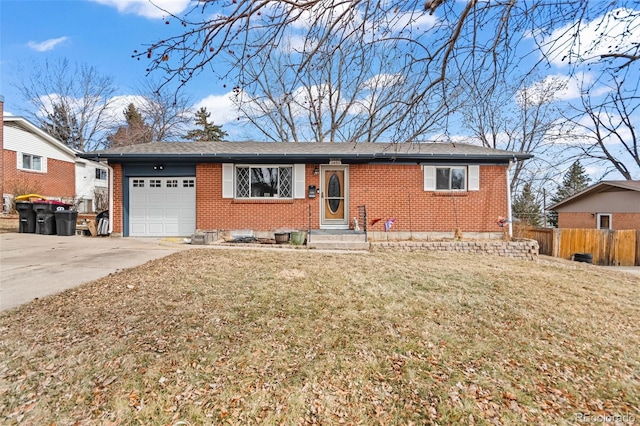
[131,223,147,234]
[148,194,165,204]
[164,223,180,234]
[148,223,165,234]
[130,208,147,218]
[165,208,179,219]
[129,177,196,237]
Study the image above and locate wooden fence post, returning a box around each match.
[552,228,561,258]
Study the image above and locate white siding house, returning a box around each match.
[2,115,109,213]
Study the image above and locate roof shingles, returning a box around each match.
[84,141,532,162]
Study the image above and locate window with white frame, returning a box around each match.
[423,165,479,191]
[235,166,293,198]
[436,167,466,190]
[21,154,43,171]
[597,213,612,230]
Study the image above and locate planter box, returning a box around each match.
[274,232,290,244]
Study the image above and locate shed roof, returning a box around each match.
[549,180,640,210]
[80,141,533,164]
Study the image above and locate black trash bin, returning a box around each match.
[55,210,78,236]
[15,201,36,233]
[33,201,70,235]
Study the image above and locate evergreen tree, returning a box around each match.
[512,182,542,227]
[548,161,591,227]
[184,107,227,141]
[107,103,153,147]
[42,102,82,150]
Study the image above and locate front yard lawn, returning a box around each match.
[1,249,638,424]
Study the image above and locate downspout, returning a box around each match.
[506,159,514,238]
[106,163,114,235]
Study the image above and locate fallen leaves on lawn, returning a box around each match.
[0,250,638,424]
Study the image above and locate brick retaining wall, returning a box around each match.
[371,239,539,261]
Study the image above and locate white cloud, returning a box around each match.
[540,7,640,67]
[27,37,69,52]
[90,0,191,19]
[104,94,147,122]
[193,92,240,125]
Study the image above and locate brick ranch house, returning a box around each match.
[549,180,640,230]
[79,141,532,238]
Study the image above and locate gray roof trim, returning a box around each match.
[80,141,533,163]
[549,180,640,210]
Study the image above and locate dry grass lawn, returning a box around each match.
[0,248,638,425]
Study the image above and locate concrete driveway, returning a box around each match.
[0,233,189,312]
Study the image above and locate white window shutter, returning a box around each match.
[468,165,479,191]
[294,164,306,199]
[423,165,435,191]
[222,163,234,198]
[17,153,23,169]
[41,157,48,173]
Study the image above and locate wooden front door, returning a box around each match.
[321,165,349,228]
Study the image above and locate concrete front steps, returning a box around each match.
[307,230,369,250]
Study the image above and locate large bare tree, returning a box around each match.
[14,58,117,151]
[461,74,568,194]
[134,78,192,141]
[233,31,453,142]
[560,72,639,179]
[138,1,638,97]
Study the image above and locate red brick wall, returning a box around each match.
[194,163,508,233]
[196,163,318,231]
[350,164,507,233]
[559,212,640,230]
[1,98,4,201]
[111,164,123,234]
[2,150,75,198]
[614,214,640,230]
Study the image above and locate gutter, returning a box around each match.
[106,163,114,235]
[82,152,534,162]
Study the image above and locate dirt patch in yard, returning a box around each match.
[0,250,638,424]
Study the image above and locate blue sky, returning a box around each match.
[1,0,236,129]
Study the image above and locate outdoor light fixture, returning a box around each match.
[313,165,319,175]
[153,164,164,170]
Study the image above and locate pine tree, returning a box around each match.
[184,107,227,141]
[107,103,153,147]
[512,182,542,227]
[548,161,591,227]
[42,102,83,150]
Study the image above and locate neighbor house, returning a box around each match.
[1,100,109,213]
[549,180,640,230]
[80,141,531,238]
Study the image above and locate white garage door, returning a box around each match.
[129,177,196,237]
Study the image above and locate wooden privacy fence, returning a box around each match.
[525,228,640,266]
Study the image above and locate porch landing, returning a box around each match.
[307,229,369,250]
